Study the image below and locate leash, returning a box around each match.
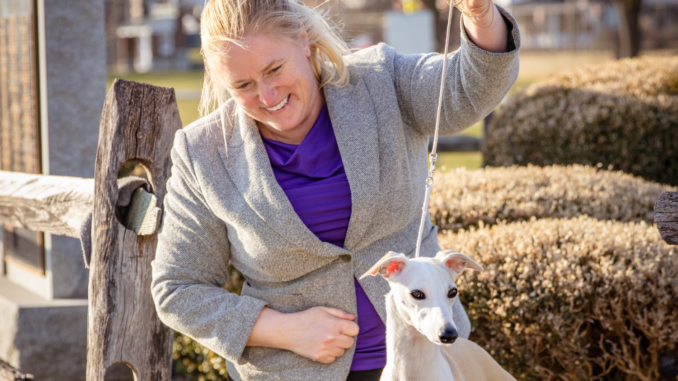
[414,3,455,258]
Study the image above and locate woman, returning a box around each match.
[151,0,519,380]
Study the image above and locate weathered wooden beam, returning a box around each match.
[0,171,92,238]
[0,359,34,381]
[86,79,180,381]
[655,192,678,245]
[428,136,481,152]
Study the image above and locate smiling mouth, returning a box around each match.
[265,95,289,112]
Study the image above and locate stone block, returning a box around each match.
[0,277,87,381]
[0,278,134,381]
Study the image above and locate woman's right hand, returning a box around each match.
[247,306,359,364]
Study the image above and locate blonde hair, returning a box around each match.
[199,0,351,117]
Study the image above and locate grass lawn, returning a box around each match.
[107,70,533,171]
[107,71,204,90]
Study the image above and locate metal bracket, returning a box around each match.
[124,187,162,236]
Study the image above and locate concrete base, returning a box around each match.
[0,278,132,381]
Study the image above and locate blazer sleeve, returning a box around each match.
[392,4,520,136]
[151,129,267,364]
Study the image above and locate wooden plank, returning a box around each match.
[655,192,678,245]
[0,358,34,381]
[86,79,180,381]
[0,170,92,238]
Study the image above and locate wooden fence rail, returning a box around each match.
[0,171,92,238]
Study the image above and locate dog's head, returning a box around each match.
[360,250,483,345]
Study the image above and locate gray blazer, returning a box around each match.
[151,6,520,381]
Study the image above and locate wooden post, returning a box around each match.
[655,192,678,245]
[86,79,181,381]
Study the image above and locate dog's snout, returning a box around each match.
[439,325,458,344]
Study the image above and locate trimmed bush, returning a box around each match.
[173,332,228,381]
[430,165,675,232]
[484,56,678,186]
[439,217,678,380]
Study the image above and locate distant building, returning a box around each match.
[105,0,677,73]
[495,0,678,51]
[106,0,203,73]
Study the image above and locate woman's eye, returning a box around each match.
[270,65,282,74]
[447,288,458,298]
[410,290,426,300]
[236,83,250,90]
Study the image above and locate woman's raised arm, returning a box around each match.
[390,5,520,137]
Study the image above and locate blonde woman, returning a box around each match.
[151,0,519,380]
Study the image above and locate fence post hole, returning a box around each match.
[86,79,181,381]
[655,192,678,245]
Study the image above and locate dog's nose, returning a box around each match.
[439,326,458,344]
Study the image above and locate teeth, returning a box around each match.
[266,96,288,112]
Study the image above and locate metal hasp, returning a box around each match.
[86,79,181,381]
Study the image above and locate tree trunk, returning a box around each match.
[421,0,461,52]
[613,0,642,58]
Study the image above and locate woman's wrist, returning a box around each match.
[462,4,508,53]
[246,307,292,349]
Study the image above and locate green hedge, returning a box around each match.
[430,165,675,232]
[484,56,678,186]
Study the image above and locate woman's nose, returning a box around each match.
[258,83,278,107]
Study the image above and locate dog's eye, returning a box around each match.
[410,290,426,300]
[447,288,458,298]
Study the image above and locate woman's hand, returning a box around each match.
[453,0,508,53]
[247,306,360,364]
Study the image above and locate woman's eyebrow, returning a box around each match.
[232,58,286,85]
[262,58,285,72]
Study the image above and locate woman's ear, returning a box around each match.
[299,22,311,57]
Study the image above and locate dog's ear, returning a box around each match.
[436,250,483,275]
[360,251,409,280]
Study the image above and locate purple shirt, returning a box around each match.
[261,105,387,371]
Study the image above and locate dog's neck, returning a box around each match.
[383,293,452,381]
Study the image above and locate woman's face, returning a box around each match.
[220,31,324,144]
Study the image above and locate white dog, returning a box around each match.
[361,250,515,381]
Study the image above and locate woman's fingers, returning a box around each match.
[336,333,355,349]
[317,348,346,364]
[316,306,359,337]
[280,306,362,364]
[339,319,360,337]
[317,355,338,364]
[318,306,355,321]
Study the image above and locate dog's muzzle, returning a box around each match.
[439,325,458,344]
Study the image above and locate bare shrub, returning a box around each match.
[439,217,678,380]
[430,165,675,232]
[483,56,678,186]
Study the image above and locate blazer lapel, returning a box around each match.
[218,107,345,258]
[324,80,381,252]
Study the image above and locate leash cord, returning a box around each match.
[414,4,455,258]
